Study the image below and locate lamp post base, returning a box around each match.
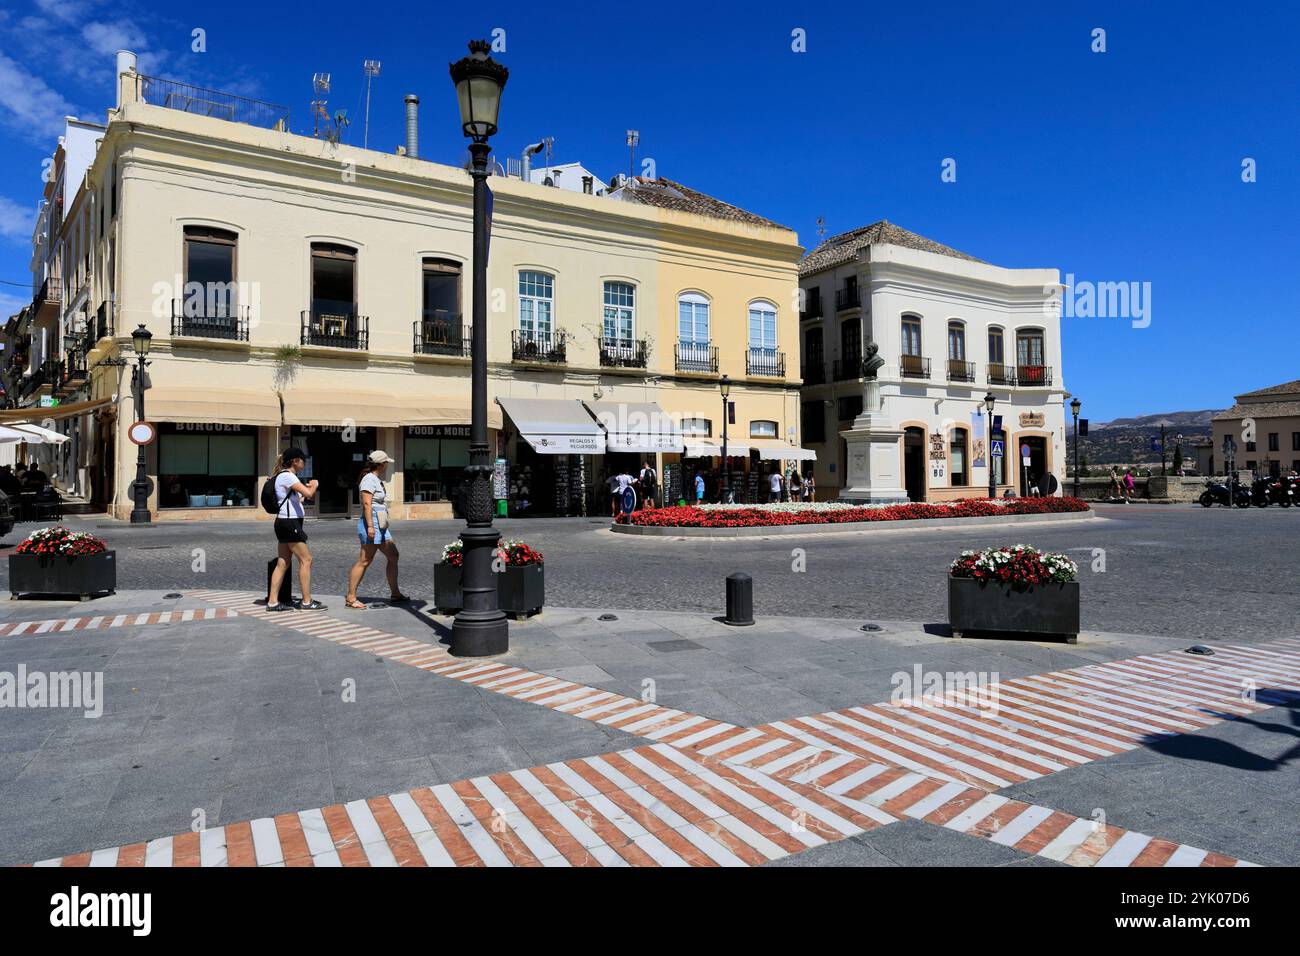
[450,611,509,657]
[449,524,508,657]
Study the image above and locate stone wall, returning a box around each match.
[1071,475,1204,502]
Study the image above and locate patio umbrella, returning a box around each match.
[0,425,33,443]
[6,423,70,444]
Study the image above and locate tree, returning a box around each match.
[1172,441,1184,475]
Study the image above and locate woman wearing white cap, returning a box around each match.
[345,450,408,608]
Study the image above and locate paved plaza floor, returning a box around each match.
[2,584,1295,868]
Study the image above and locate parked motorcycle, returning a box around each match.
[1250,475,1295,507]
[1200,477,1252,508]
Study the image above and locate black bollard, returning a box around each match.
[724,572,754,626]
[266,557,293,606]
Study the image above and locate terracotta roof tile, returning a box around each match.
[617,178,792,232]
[799,220,985,276]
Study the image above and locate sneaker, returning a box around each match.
[265,603,295,612]
[298,600,328,611]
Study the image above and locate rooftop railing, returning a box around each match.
[138,74,291,132]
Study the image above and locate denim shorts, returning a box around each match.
[357,510,393,545]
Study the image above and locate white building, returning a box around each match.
[798,221,1068,501]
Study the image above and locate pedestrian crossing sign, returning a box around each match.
[990,439,1004,457]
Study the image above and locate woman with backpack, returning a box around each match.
[263,447,326,611]
[345,450,408,609]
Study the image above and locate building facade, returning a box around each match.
[1210,380,1300,477]
[798,222,1068,500]
[3,56,807,520]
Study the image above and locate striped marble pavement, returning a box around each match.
[187,590,750,747]
[0,606,239,637]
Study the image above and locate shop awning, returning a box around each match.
[582,400,683,453]
[147,386,282,427]
[282,390,499,430]
[748,439,817,461]
[498,397,604,455]
[683,438,751,458]
[0,396,111,423]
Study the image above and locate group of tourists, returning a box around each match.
[264,447,409,612]
[606,461,659,515]
[0,463,50,495]
[1106,465,1137,503]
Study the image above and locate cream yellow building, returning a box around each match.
[9,56,806,520]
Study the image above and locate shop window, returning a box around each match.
[158,424,257,508]
[750,420,778,438]
[950,427,969,486]
[404,426,471,504]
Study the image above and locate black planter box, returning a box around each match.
[9,551,117,601]
[498,563,544,619]
[948,576,1079,643]
[433,562,463,615]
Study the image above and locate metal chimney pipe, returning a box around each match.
[521,141,545,183]
[403,94,419,159]
[582,176,593,195]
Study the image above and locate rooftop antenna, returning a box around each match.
[543,136,555,182]
[311,72,331,139]
[362,59,381,148]
[816,216,827,240]
[626,129,640,181]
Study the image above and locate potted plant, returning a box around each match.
[496,539,544,618]
[947,544,1079,643]
[9,526,116,601]
[434,541,464,615]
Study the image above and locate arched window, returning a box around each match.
[950,426,969,486]
[518,270,554,344]
[603,281,635,346]
[748,300,778,352]
[750,420,778,438]
[677,292,712,371]
[947,320,972,381]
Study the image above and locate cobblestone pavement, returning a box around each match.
[3,504,1296,642]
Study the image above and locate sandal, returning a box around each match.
[345,599,368,610]
[388,593,411,603]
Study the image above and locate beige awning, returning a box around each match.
[683,439,750,458]
[748,439,817,461]
[498,397,602,455]
[0,396,111,423]
[282,389,498,430]
[147,386,282,427]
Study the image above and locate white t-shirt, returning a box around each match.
[359,472,387,507]
[275,471,304,518]
[770,473,782,493]
[616,473,633,493]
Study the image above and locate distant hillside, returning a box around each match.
[1069,409,1223,470]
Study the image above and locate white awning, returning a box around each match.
[498,397,604,455]
[683,439,750,458]
[582,400,683,453]
[748,439,817,461]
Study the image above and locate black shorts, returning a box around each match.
[274,517,308,544]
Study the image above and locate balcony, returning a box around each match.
[946,359,976,383]
[987,363,1016,386]
[832,355,861,381]
[599,337,649,369]
[301,311,369,350]
[835,286,860,311]
[512,329,567,364]
[138,74,290,131]
[33,276,61,317]
[899,355,930,379]
[171,302,250,341]
[58,348,88,394]
[801,360,826,385]
[800,297,824,321]
[746,347,786,378]
[414,312,470,357]
[1017,364,1053,387]
[675,341,717,374]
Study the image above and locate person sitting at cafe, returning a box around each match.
[22,465,48,489]
[0,465,20,496]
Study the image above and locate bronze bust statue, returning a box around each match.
[861,339,885,379]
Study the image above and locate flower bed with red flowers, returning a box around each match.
[616,497,1090,528]
[13,526,109,556]
[441,539,544,567]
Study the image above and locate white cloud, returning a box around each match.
[34,0,92,23]
[0,195,36,243]
[0,49,75,141]
[0,290,30,321]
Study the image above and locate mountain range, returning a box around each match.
[1070,410,1223,469]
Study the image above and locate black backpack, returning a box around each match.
[260,472,283,515]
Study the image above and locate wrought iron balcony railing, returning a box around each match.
[674,341,717,374]
[599,337,649,369]
[899,355,930,379]
[746,347,786,378]
[832,355,861,381]
[301,311,369,350]
[171,302,250,341]
[835,286,860,311]
[93,301,114,343]
[801,360,826,385]
[946,359,976,383]
[414,312,470,356]
[512,329,567,364]
[800,298,824,321]
[987,363,1016,386]
[1016,364,1053,387]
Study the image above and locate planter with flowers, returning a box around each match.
[435,539,545,618]
[947,544,1079,643]
[9,526,116,601]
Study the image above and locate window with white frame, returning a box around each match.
[749,300,777,352]
[678,292,710,344]
[519,271,553,341]
[603,281,634,346]
[750,420,778,438]
[680,417,711,436]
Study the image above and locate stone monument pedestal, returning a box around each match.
[838,380,910,504]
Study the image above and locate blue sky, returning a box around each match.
[0,0,1296,421]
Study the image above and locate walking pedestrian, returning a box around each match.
[804,470,816,502]
[265,447,326,611]
[1107,465,1121,501]
[694,470,705,504]
[789,468,803,502]
[1123,467,1135,503]
[638,460,658,510]
[606,470,621,517]
[768,469,782,503]
[345,451,408,609]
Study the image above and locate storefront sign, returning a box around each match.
[407,425,471,438]
[528,434,603,455]
[172,423,249,432]
[1019,412,1045,428]
[929,432,946,461]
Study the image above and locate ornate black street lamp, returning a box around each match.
[984,392,997,499]
[129,323,153,524]
[448,40,509,657]
[1070,396,1082,498]
[719,374,731,503]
